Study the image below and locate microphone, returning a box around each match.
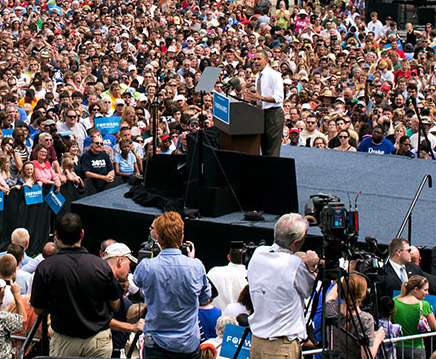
[222,77,241,90]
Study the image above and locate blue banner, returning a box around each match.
[220,324,251,359]
[44,186,65,214]
[0,191,4,211]
[48,5,62,14]
[94,116,121,135]
[24,185,43,205]
[213,92,230,125]
[2,129,13,138]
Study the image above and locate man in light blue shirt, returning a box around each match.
[133,212,210,359]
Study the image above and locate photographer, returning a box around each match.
[133,212,210,359]
[248,213,319,359]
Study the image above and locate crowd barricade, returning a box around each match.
[0,177,124,255]
[303,331,436,358]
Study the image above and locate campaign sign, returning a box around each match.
[95,116,121,135]
[24,185,43,205]
[220,324,251,359]
[2,129,13,138]
[213,92,230,125]
[0,191,4,211]
[48,5,62,14]
[44,186,65,215]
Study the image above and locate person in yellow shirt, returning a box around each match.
[18,89,39,113]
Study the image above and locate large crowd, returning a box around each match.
[0,0,433,195]
[0,0,435,357]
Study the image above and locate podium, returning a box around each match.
[213,92,264,155]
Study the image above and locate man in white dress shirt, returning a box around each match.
[245,50,284,157]
[248,213,319,359]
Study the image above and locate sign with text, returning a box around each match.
[213,92,230,125]
[24,185,43,205]
[2,129,13,138]
[220,324,251,359]
[94,116,121,135]
[44,186,65,214]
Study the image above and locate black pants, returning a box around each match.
[261,107,285,157]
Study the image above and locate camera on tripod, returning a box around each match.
[304,193,359,271]
[304,193,358,240]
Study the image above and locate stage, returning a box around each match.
[72,145,436,270]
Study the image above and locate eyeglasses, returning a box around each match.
[306,121,316,125]
[66,114,77,118]
[400,248,412,253]
[93,142,104,146]
[402,143,411,147]
[339,135,349,139]
[44,138,53,142]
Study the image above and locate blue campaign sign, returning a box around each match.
[24,185,43,205]
[2,129,13,138]
[48,5,62,14]
[213,92,230,125]
[220,324,251,359]
[44,186,66,215]
[0,191,4,211]
[95,116,121,135]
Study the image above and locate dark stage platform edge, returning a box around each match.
[72,145,436,269]
[71,184,284,270]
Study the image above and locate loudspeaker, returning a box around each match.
[365,1,400,23]
[143,154,187,197]
[185,140,299,217]
[418,8,435,25]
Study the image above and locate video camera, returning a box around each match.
[304,193,359,271]
[231,240,267,267]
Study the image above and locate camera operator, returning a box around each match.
[248,213,319,359]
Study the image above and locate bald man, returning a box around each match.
[410,246,421,265]
[0,228,31,266]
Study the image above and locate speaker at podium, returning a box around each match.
[213,91,264,155]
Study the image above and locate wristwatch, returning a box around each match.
[260,96,264,102]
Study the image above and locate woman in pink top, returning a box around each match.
[32,144,61,193]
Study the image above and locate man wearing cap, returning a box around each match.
[103,243,145,358]
[31,213,120,357]
[113,99,125,117]
[177,59,196,82]
[289,127,304,147]
[134,211,211,359]
[248,213,319,359]
[160,135,175,154]
[128,65,143,86]
[244,50,284,157]
[410,117,436,149]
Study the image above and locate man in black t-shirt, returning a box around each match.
[31,213,120,357]
[80,135,115,182]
